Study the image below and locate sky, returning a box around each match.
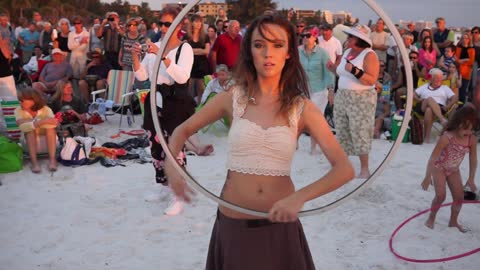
[101,0,477,28]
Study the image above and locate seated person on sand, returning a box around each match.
[49,80,87,122]
[413,68,458,143]
[78,49,112,102]
[22,45,48,75]
[32,48,73,95]
[199,64,233,105]
[15,88,59,173]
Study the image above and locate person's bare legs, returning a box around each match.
[45,128,57,171]
[374,117,384,139]
[423,108,434,143]
[422,97,447,122]
[358,154,370,178]
[195,79,205,106]
[447,171,467,232]
[25,131,41,173]
[425,168,447,229]
[78,79,90,102]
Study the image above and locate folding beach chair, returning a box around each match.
[0,98,22,142]
[90,70,135,127]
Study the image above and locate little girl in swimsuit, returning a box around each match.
[421,106,478,232]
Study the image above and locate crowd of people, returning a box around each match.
[0,7,479,269]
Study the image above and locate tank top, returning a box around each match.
[337,48,376,90]
[226,87,304,176]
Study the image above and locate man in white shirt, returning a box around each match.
[22,45,45,74]
[68,17,90,79]
[370,18,389,62]
[317,23,343,67]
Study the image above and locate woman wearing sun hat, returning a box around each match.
[328,24,379,179]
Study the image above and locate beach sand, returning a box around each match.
[0,114,479,269]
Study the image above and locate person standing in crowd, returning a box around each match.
[15,88,59,173]
[38,22,55,55]
[318,23,343,69]
[68,17,89,79]
[299,25,334,154]
[89,18,103,52]
[407,21,419,44]
[419,36,437,79]
[370,18,389,63]
[163,14,354,269]
[146,21,161,43]
[211,20,242,71]
[296,20,306,46]
[433,17,454,57]
[0,13,14,50]
[131,7,195,216]
[215,7,228,25]
[187,14,211,105]
[97,12,123,70]
[55,18,71,59]
[373,60,392,139]
[333,24,379,179]
[119,18,145,71]
[470,26,480,95]
[17,22,39,64]
[455,31,475,104]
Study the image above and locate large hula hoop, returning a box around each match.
[389,201,480,263]
[150,0,414,217]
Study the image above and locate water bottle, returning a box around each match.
[127,108,132,127]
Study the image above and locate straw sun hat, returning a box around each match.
[343,24,372,47]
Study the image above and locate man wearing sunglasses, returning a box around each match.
[211,20,242,71]
[96,11,124,69]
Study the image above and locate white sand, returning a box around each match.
[1,115,479,270]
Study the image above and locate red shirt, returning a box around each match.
[212,33,242,69]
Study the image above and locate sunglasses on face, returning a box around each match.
[297,25,305,28]
[472,31,479,34]
[409,56,417,59]
[301,33,312,38]
[158,21,172,27]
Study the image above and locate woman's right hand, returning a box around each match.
[165,158,194,203]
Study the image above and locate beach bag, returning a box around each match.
[409,114,424,145]
[58,137,88,166]
[0,136,23,173]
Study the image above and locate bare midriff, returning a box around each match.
[219,170,295,219]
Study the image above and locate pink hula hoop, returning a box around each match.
[389,200,480,263]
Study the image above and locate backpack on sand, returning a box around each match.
[58,137,88,166]
[409,114,424,145]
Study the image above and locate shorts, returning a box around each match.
[414,102,447,115]
[334,88,376,156]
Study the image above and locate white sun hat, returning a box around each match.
[343,24,372,47]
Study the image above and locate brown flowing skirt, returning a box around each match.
[206,210,316,270]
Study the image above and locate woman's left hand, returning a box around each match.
[268,193,305,223]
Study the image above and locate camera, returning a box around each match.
[108,17,114,22]
[141,44,149,53]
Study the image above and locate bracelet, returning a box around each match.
[350,65,358,76]
[354,69,364,79]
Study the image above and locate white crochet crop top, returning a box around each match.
[226,87,304,176]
